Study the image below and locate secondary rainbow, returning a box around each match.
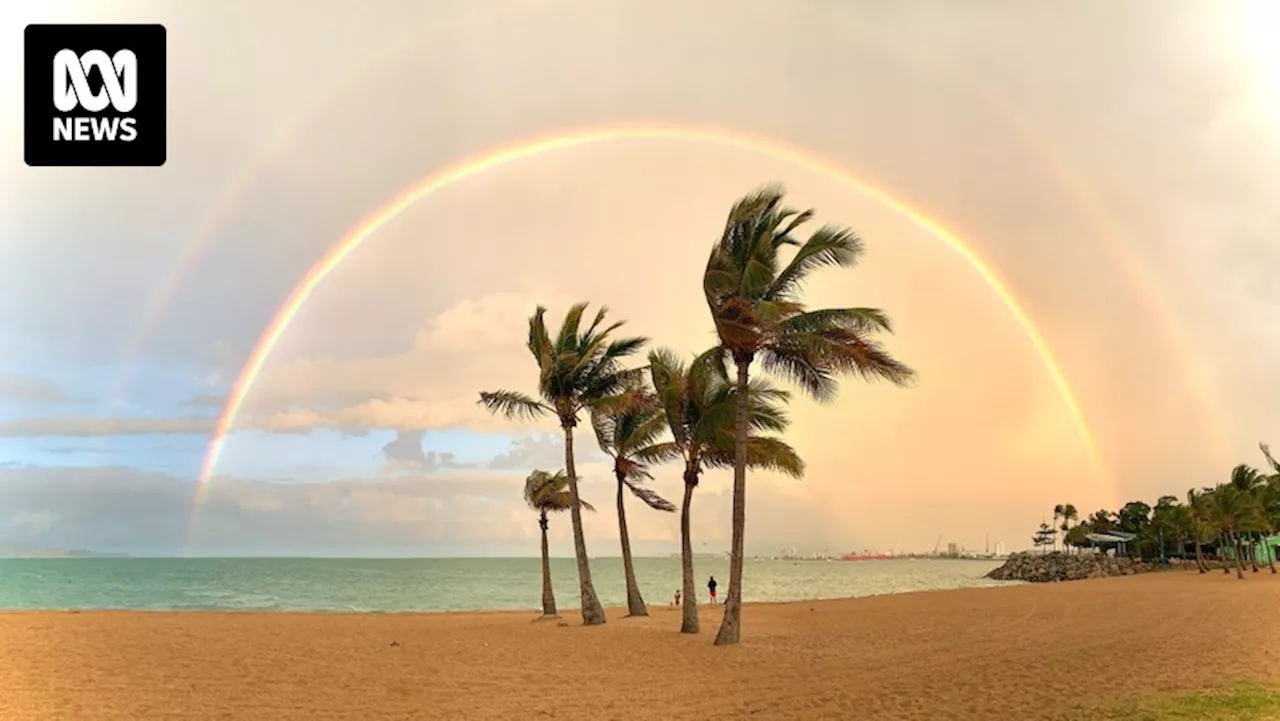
[189,122,1110,527]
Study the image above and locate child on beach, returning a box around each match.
[707,576,718,604]
[672,590,681,606]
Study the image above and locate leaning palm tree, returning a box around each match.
[479,303,647,626]
[590,382,678,617]
[1261,442,1279,477]
[702,186,915,645]
[649,347,804,634]
[524,469,595,617]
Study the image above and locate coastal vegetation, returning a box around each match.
[1031,444,1280,579]
[522,469,593,617]
[479,304,648,626]
[589,381,677,616]
[647,347,803,634]
[480,185,912,643]
[1058,683,1280,721]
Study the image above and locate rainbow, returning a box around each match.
[967,85,1234,464]
[189,122,1109,528]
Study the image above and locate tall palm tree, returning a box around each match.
[523,469,594,617]
[479,303,647,626]
[702,186,914,645]
[590,383,678,617]
[648,347,804,634]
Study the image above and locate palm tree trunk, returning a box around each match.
[1249,534,1259,573]
[1233,533,1245,579]
[539,512,557,617]
[1267,537,1277,574]
[562,422,606,625]
[1221,538,1231,574]
[714,356,751,647]
[680,469,699,634]
[1194,538,1206,573]
[615,470,647,617]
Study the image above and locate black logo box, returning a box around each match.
[24,24,166,167]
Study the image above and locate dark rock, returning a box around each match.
[985,551,1156,583]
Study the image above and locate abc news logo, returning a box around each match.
[25,24,166,167]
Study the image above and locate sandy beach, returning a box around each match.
[3,570,1278,721]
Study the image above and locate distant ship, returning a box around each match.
[840,552,895,561]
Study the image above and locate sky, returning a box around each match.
[0,0,1277,557]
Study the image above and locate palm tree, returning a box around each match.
[648,347,804,634]
[524,469,595,617]
[1056,504,1078,553]
[1187,488,1211,573]
[1259,476,1280,574]
[1205,484,1252,579]
[590,383,678,617]
[1230,465,1265,572]
[1253,446,1279,572]
[1261,442,1279,477]
[1052,505,1063,551]
[479,303,647,626]
[701,186,914,645]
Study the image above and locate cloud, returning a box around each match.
[0,463,834,557]
[0,373,68,403]
[42,446,121,456]
[182,394,226,408]
[379,430,473,475]
[10,510,60,535]
[488,433,604,471]
[0,417,214,437]
[0,294,590,439]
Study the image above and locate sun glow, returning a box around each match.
[1232,0,1280,99]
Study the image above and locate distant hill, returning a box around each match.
[0,541,127,558]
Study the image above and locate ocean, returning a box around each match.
[0,556,1010,612]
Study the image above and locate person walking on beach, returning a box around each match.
[672,589,681,606]
[707,575,718,604]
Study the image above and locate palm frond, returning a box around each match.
[781,307,894,335]
[1262,442,1279,474]
[622,477,677,512]
[478,390,551,420]
[703,435,804,478]
[768,226,865,301]
[634,441,682,465]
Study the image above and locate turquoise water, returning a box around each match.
[0,557,1009,612]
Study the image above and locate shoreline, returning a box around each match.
[0,573,1026,615]
[4,572,1278,720]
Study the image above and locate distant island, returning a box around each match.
[0,541,127,558]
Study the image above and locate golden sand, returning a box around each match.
[3,570,1278,720]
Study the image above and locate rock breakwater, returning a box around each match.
[985,551,1157,582]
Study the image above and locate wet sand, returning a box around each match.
[3,570,1278,720]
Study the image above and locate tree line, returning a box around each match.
[1034,445,1280,579]
[480,186,914,645]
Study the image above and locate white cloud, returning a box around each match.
[0,373,67,403]
[10,509,60,534]
[0,417,214,437]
